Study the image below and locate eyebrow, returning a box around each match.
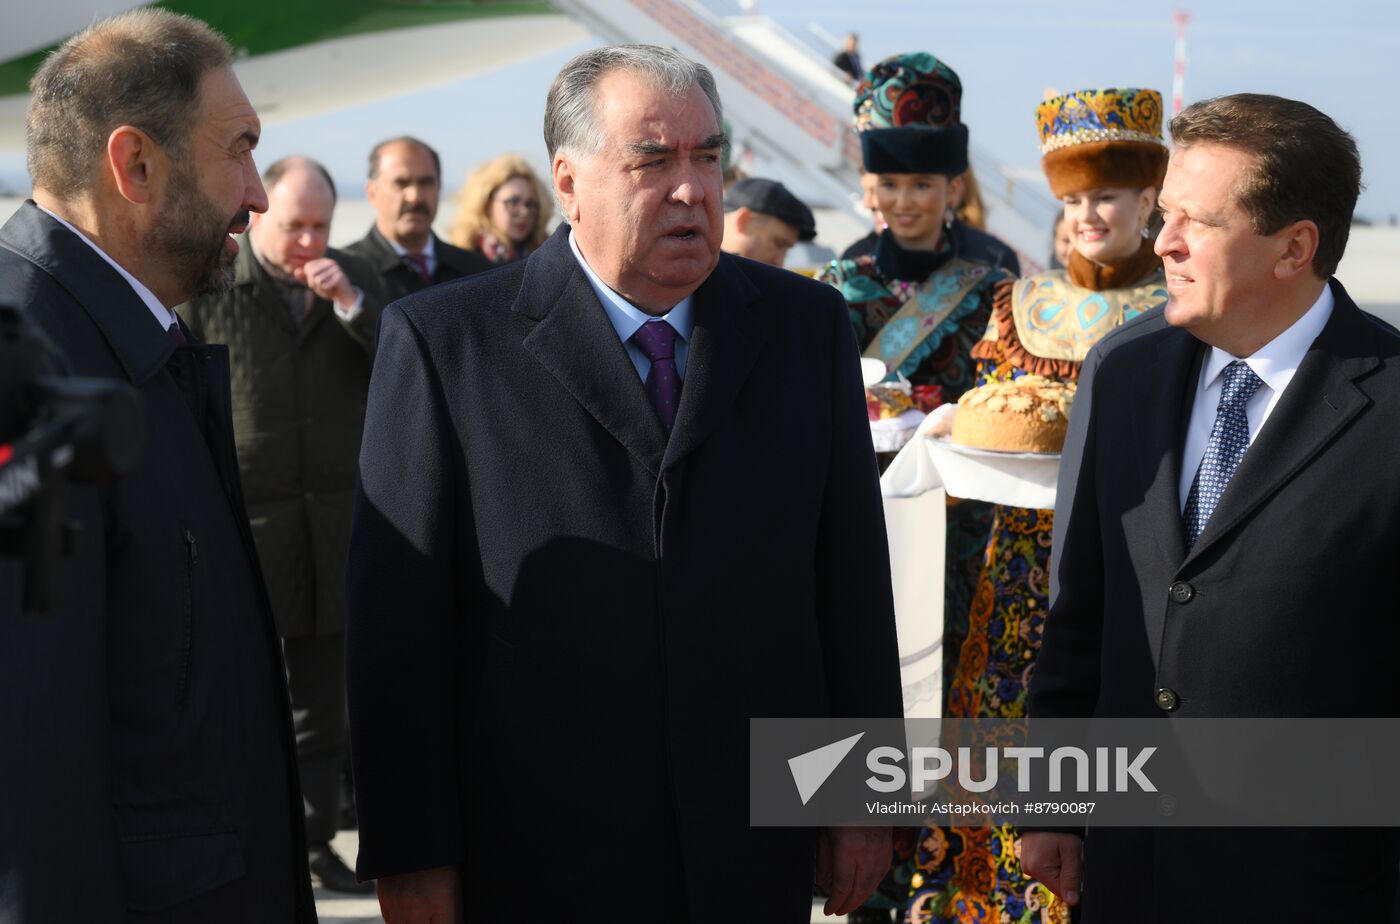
[625,133,730,157]
[1161,197,1222,223]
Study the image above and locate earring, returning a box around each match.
[944,207,955,230]
[1140,225,1151,239]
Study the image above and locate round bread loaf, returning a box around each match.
[951,375,1075,453]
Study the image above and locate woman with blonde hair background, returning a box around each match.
[449,153,553,263]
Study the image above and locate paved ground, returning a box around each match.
[313,830,853,923]
[311,831,380,924]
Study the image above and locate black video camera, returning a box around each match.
[0,303,144,613]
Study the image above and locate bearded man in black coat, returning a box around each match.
[0,10,313,923]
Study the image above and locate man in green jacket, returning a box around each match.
[178,155,382,894]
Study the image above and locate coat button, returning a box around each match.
[1155,687,1180,712]
[1168,581,1194,604]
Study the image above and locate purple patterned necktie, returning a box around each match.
[167,320,187,346]
[405,252,431,284]
[631,320,681,432]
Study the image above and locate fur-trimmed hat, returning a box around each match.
[1037,88,1168,197]
[854,52,968,175]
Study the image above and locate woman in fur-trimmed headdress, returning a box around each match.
[906,87,1168,924]
[819,60,1020,806]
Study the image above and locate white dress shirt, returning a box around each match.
[567,229,693,382]
[1178,285,1335,509]
[37,203,177,333]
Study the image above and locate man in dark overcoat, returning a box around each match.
[0,9,314,922]
[1023,93,1400,921]
[346,44,904,921]
[344,136,492,303]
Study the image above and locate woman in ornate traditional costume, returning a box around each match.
[905,88,1169,924]
[820,54,1019,736]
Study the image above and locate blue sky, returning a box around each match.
[4,0,1397,221]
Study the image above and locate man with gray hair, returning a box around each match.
[347,44,902,920]
[0,9,314,922]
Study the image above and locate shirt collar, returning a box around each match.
[386,232,436,264]
[1200,284,1335,394]
[36,203,175,331]
[567,228,694,343]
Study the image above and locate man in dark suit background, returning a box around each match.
[0,9,314,922]
[1022,94,1400,920]
[178,155,383,894]
[833,32,864,83]
[346,44,902,921]
[344,136,492,302]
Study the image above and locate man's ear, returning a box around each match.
[734,206,753,234]
[552,154,581,223]
[106,126,160,205]
[364,179,378,205]
[1274,219,1321,281]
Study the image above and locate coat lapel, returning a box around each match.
[363,226,404,275]
[1181,283,1377,567]
[518,228,669,475]
[661,255,763,471]
[0,201,174,385]
[1135,326,1203,571]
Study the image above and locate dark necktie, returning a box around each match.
[405,252,431,284]
[167,319,187,346]
[1182,360,1264,550]
[630,320,681,432]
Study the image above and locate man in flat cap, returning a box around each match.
[721,176,816,268]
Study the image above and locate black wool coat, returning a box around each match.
[0,202,313,923]
[1030,280,1400,921]
[346,225,904,921]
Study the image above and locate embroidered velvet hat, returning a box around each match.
[1036,88,1168,197]
[854,52,969,175]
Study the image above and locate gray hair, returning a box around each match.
[543,44,724,162]
[27,8,233,199]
